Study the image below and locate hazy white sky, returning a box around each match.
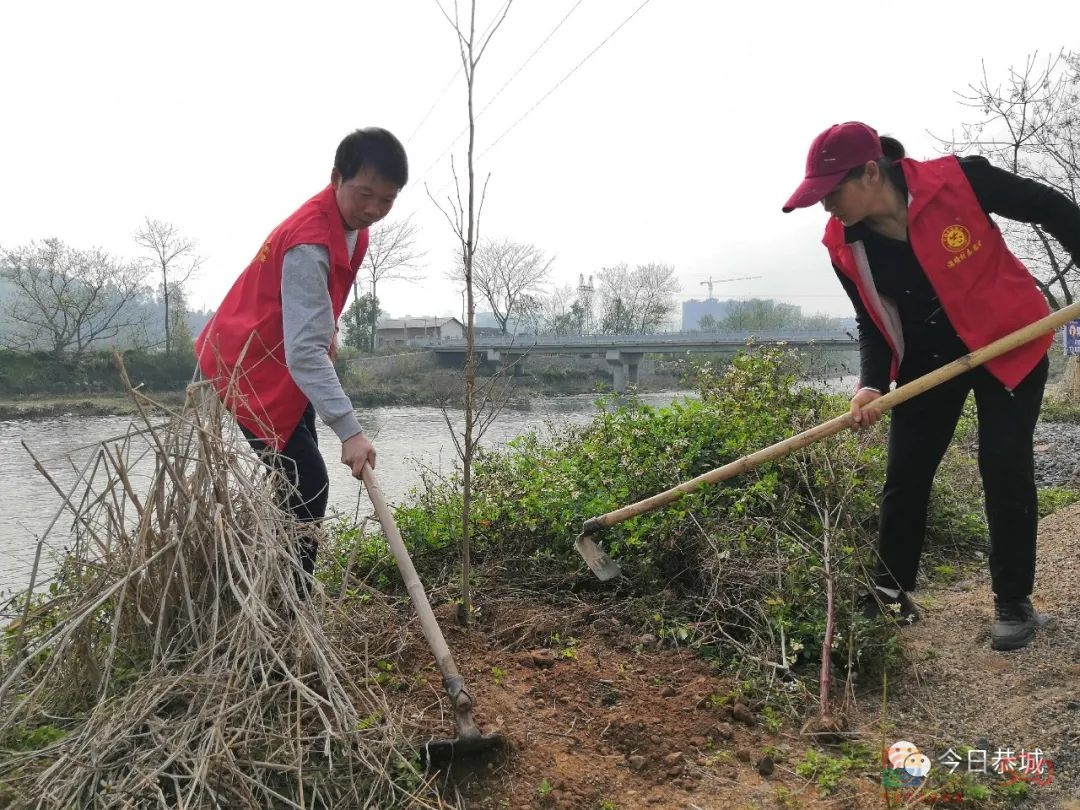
[1,1,1076,321]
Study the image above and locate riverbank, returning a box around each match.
[0,370,684,420]
[0,392,188,421]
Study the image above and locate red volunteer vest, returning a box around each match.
[195,185,368,449]
[825,156,1050,390]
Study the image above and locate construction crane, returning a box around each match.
[700,275,762,299]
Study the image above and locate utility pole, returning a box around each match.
[578,273,595,334]
[700,275,761,299]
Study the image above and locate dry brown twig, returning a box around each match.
[0,377,443,809]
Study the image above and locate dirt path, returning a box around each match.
[381,505,1080,809]
[847,502,1080,809]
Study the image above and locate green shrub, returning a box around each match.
[1038,485,1080,516]
[344,347,987,683]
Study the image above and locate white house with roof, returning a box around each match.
[374,317,464,348]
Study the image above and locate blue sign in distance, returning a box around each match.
[1065,320,1080,357]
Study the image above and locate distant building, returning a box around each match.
[682,298,734,331]
[374,317,464,348]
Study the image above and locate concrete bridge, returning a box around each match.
[424,330,857,392]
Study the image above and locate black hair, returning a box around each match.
[334,128,409,188]
[880,135,905,161]
[841,134,906,185]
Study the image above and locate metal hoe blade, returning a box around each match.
[422,674,506,767]
[422,730,506,768]
[574,532,622,581]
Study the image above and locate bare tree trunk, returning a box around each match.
[370,278,378,352]
[431,0,513,626]
[162,265,171,355]
[134,219,202,356]
[818,510,836,724]
[459,0,479,625]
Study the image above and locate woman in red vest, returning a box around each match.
[196,127,408,596]
[782,121,1080,650]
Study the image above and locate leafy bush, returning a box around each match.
[1037,485,1080,516]
[365,348,986,680]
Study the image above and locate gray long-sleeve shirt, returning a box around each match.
[281,239,363,443]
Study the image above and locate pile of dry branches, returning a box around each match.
[0,382,436,809]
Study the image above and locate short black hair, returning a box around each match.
[334,128,409,187]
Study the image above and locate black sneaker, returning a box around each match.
[991,597,1051,651]
[859,587,921,624]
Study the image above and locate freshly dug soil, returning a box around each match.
[374,503,1080,808]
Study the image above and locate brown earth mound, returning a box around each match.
[378,504,1080,809]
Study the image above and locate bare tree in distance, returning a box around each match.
[357,216,425,351]
[1,238,150,356]
[134,218,203,356]
[428,0,514,625]
[469,236,554,333]
[935,50,1080,309]
[596,261,679,334]
[513,291,545,335]
[538,283,582,335]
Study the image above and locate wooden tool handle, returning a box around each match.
[585,301,1080,533]
[362,465,461,682]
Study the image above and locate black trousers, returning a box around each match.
[874,355,1048,599]
[241,403,329,594]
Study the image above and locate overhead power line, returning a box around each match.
[407,67,463,144]
[477,0,654,161]
[407,0,517,144]
[418,0,587,185]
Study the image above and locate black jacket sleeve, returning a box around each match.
[960,155,1080,268]
[834,265,892,392]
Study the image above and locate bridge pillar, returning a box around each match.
[624,352,642,387]
[606,350,643,393]
[486,349,525,375]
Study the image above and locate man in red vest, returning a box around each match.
[782,121,1080,650]
[196,127,408,595]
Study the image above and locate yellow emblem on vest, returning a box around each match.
[255,240,271,264]
[941,224,970,253]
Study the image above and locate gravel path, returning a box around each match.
[850,501,1080,809]
[1034,422,1080,488]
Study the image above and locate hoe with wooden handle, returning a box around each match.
[361,464,505,762]
[576,302,1080,581]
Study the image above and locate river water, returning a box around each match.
[4,382,1076,600]
[0,392,687,597]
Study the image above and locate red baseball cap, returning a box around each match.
[782,122,883,212]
